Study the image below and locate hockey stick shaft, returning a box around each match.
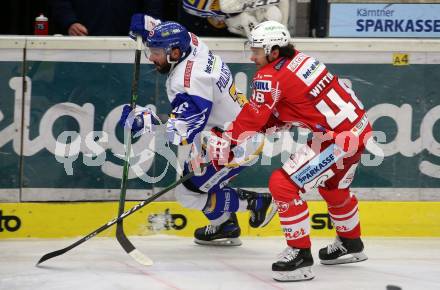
[115,35,143,258]
[118,35,142,219]
[36,171,194,265]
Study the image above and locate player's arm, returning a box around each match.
[167,92,213,145]
[206,81,278,170]
[166,62,215,145]
[118,91,212,145]
[227,79,281,142]
[129,13,162,41]
[118,105,162,138]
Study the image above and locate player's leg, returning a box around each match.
[268,139,360,281]
[193,186,276,245]
[312,122,371,264]
[237,188,277,228]
[269,168,314,282]
[200,129,277,229]
[174,165,242,246]
[317,161,368,265]
[175,161,275,246]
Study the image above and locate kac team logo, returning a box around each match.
[275,201,290,213]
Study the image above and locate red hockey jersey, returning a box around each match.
[228,50,369,141]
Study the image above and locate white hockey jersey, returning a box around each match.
[165,33,247,145]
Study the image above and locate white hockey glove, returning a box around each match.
[224,11,259,37]
[129,14,161,41]
[220,0,257,14]
[224,2,285,37]
[255,5,283,23]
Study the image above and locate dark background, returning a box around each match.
[0,0,179,35]
[0,0,235,36]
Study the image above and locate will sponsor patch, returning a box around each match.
[253,80,271,92]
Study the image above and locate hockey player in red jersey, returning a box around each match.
[208,21,372,282]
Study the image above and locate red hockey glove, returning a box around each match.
[205,127,236,171]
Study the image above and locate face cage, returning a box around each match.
[144,46,167,60]
[245,39,274,56]
[245,40,272,59]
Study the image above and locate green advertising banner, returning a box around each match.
[0,62,21,193]
[0,38,439,201]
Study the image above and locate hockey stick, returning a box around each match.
[115,35,149,265]
[36,171,195,266]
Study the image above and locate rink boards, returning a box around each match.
[1,201,439,238]
[1,37,440,241]
[1,37,440,203]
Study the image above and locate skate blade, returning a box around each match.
[273,266,315,282]
[194,238,242,246]
[258,202,278,228]
[320,252,368,265]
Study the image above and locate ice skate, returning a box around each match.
[319,236,368,265]
[238,189,277,228]
[272,247,315,282]
[194,213,242,246]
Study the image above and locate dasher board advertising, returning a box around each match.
[329,3,440,37]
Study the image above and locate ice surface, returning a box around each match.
[1,236,439,290]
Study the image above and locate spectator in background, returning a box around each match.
[50,0,164,36]
[176,0,236,37]
[310,0,328,37]
[179,0,289,37]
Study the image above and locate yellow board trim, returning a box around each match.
[393,53,409,66]
[1,201,440,238]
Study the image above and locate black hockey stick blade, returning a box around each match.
[116,221,153,266]
[36,171,194,266]
[37,224,105,265]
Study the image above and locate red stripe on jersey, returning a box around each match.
[184,60,194,88]
[190,33,198,46]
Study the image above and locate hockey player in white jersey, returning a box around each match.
[119,14,277,245]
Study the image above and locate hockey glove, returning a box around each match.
[205,127,237,171]
[129,14,161,41]
[118,104,161,138]
[206,127,266,170]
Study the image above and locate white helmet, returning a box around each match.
[247,20,290,55]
